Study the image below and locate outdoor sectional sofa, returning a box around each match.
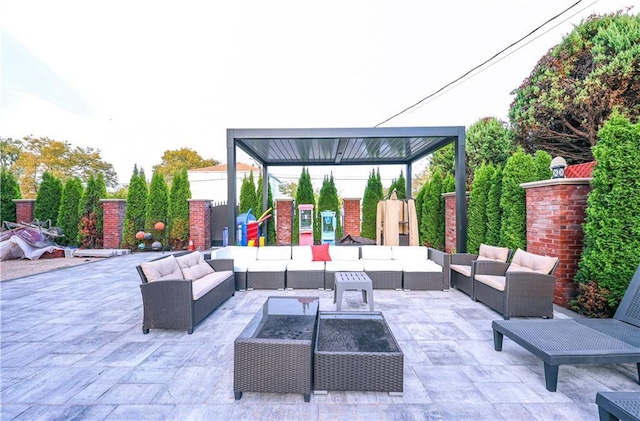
[213,245,449,291]
[136,251,235,334]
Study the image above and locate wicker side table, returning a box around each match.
[234,296,319,402]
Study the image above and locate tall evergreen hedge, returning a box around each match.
[239,171,258,216]
[534,150,552,180]
[34,171,63,225]
[361,169,383,240]
[485,167,503,246]
[442,173,455,193]
[499,149,537,251]
[292,168,315,245]
[122,166,148,249]
[0,170,21,223]
[257,173,276,244]
[576,114,640,309]
[316,173,342,243]
[422,171,444,250]
[79,173,107,248]
[56,177,83,247]
[169,168,191,249]
[145,171,169,239]
[466,163,495,254]
[415,183,427,243]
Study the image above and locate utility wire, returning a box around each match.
[374,0,588,127]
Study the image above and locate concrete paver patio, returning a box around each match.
[1,252,639,420]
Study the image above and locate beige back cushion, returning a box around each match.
[140,255,184,282]
[176,252,214,280]
[507,248,558,274]
[477,244,510,262]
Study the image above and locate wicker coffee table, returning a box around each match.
[234,296,319,402]
[314,311,403,394]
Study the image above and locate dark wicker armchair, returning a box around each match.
[450,244,512,299]
[473,248,558,319]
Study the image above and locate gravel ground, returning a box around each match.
[0,257,102,282]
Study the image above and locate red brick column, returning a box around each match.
[343,198,361,237]
[522,178,592,307]
[443,193,456,253]
[275,198,293,245]
[188,199,211,251]
[100,199,126,249]
[13,199,36,223]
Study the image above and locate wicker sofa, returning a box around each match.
[136,251,235,334]
[450,244,512,299]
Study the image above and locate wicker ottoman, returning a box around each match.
[314,311,403,394]
[234,296,319,402]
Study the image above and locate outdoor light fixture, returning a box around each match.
[550,156,567,179]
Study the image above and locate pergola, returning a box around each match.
[226,126,467,252]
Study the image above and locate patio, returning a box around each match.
[1,252,639,420]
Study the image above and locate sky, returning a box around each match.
[1,0,638,197]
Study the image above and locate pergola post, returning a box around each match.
[454,127,467,253]
[227,129,237,246]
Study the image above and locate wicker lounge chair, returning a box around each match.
[492,263,640,392]
[450,244,512,298]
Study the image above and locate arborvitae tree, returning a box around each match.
[422,171,444,250]
[315,176,330,243]
[256,173,276,244]
[500,149,537,251]
[292,167,315,245]
[485,167,503,246]
[78,173,107,248]
[361,169,383,240]
[145,171,169,239]
[466,163,495,254]
[0,170,21,223]
[329,174,343,240]
[442,173,456,193]
[239,171,258,217]
[34,171,63,225]
[393,171,406,199]
[576,113,640,311]
[121,166,148,249]
[415,182,427,243]
[316,173,342,243]
[56,177,83,246]
[534,150,553,180]
[168,168,191,250]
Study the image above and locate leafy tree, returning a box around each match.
[121,166,148,249]
[576,113,640,311]
[361,168,383,240]
[168,168,191,249]
[145,171,169,240]
[485,167,503,246]
[34,172,63,225]
[467,163,495,254]
[500,149,537,251]
[466,117,515,179]
[509,12,640,163]
[1,170,21,223]
[292,167,315,245]
[422,171,444,250]
[239,171,258,217]
[3,136,117,198]
[0,138,21,169]
[78,173,107,248]
[278,180,298,198]
[534,150,552,180]
[56,177,83,246]
[153,147,219,184]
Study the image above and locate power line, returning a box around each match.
[374,0,590,127]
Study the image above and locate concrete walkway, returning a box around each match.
[1,252,638,420]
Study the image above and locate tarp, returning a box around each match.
[0,235,64,261]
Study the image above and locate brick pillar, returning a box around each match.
[275,198,293,245]
[100,199,126,249]
[188,199,211,251]
[342,198,361,237]
[522,178,592,307]
[443,193,456,253]
[13,199,36,223]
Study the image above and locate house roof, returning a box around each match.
[565,161,595,178]
[189,162,260,173]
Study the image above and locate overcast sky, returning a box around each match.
[2,0,638,197]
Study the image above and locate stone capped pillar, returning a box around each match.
[443,193,457,253]
[522,178,592,307]
[13,199,36,223]
[275,198,293,245]
[188,199,211,250]
[342,198,361,237]
[100,199,126,249]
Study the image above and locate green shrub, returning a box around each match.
[485,168,503,246]
[56,177,83,246]
[500,149,537,251]
[0,170,21,223]
[239,171,258,216]
[145,171,169,239]
[576,113,640,310]
[34,171,63,225]
[292,167,315,245]
[467,163,495,254]
[79,173,107,248]
[422,171,444,250]
[361,169,383,240]
[534,150,552,180]
[121,166,148,249]
[168,168,191,249]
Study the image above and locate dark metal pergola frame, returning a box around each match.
[226,126,467,252]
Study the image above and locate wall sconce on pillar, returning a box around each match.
[550,156,567,179]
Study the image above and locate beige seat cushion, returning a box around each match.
[176,252,214,280]
[477,244,510,262]
[401,260,442,273]
[474,274,506,291]
[507,249,558,275]
[140,255,184,282]
[192,271,233,300]
[450,264,472,277]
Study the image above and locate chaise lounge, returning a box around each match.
[492,263,640,392]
